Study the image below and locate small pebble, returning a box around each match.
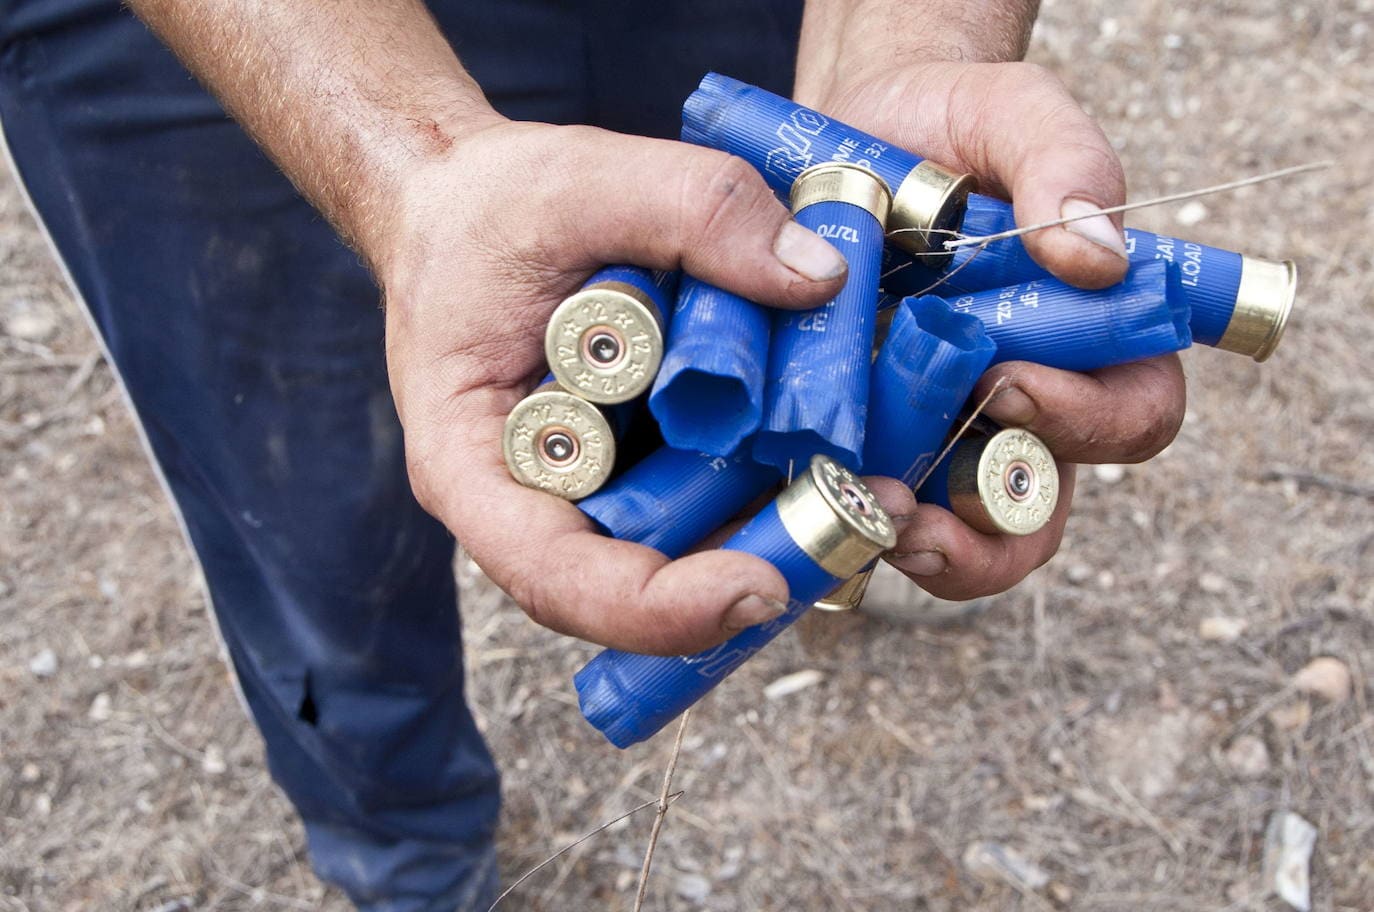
[148,900,193,912]
[1198,572,1228,594]
[4,310,58,342]
[1093,464,1126,484]
[963,841,1050,890]
[764,669,824,701]
[675,873,712,902]
[1292,656,1353,703]
[1224,735,1271,778]
[1048,881,1073,904]
[33,793,52,817]
[1268,701,1311,733]
[1095,570,1116,590]
[28,648,58,678]
[1175,200,1208,226]
[1199,616,1247,642]
[1065,562,1093,585]
[20,763,41,783]
[201,744,227,776]
[89,692,113,722]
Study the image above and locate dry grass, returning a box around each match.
[3,0,1372,909]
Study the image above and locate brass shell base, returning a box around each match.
[502,384,615,501]
[544,282,664,404]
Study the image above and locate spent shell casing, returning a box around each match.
[574,455,896,748]
[545,266,678,404]
[754,163,890,473]
[578,445,780,558]
[503,381,622,501]
[936,259,1192,371]
[681,72,973,259]
[648,276,771,456]
[814,297,994,613]
[883,193,1295,361]
[917,428,1059,536]
[862,296,997,485]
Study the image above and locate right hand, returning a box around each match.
[373,117,918,656]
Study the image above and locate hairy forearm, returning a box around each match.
[795,0,1040,101]
[128,0,498,265]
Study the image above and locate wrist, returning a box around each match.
[353,104,509,284]
[794,0,1039,104]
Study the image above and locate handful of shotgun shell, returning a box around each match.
[499,74,1297,747]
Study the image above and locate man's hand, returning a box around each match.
[796,3,1186,601]
[377,118,927,653]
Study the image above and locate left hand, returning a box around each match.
[797,59,1186,601]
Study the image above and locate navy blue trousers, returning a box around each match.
[0,1,799,909]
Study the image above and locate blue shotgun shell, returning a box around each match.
[812,298,993,614]
[578,445,780,558]
[574,456,897,748]
[862,296,997,486]
[648,276,771,456]
[545,266,680,404]
[884,193,1295,361]
[681,72,974,258]
[754,163,891,473]
[917,428,1060,536]
[929,259,1193,372]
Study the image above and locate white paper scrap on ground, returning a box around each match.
[1264,811,1317,912]
[763,669,824,700]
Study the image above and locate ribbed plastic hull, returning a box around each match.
[574,501,839,748]
[862,297,996,485]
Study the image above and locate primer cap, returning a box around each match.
[502,384,615,501]
[545,282,665,404]
[1221,256,1296,362]
[776,455,896,577]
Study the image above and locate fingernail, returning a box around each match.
[984,385,1037,426]
[891,550,948,577]
[1060,198,1128,260]
[773,220,848,281]
[723,594,789,632]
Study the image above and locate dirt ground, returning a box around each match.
[3,1,1372,910]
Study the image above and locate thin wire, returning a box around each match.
[632,710,692,912]
[911,376,1012,492]
[944,161,1333,250]
[486,790,686,911]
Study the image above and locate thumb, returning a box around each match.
[536,125,851,309]
[832,63,1129,289]
[958,63,1129,289]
